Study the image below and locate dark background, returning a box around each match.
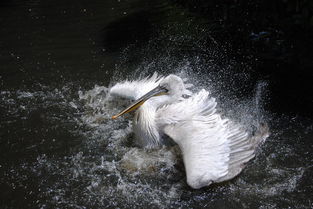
[172,0,313,118]
[1,0,313,117]
[1,0,313,208]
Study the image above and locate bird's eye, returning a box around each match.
[160,84,169,92]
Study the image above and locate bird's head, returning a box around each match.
[159,74,184,98]
[112,74,188,119]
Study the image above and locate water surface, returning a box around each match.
[1,0,313,208]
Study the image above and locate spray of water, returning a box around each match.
[1,32,311,208]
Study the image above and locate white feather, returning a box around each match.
[109,73,269,189]
[109,72,164,100]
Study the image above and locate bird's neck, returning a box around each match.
[133,101,161,147]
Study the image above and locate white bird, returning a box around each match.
[109,73,269,189]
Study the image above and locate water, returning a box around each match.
[1,0,313,208]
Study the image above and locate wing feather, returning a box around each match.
[164,118,230,189]
[109,72,164,100]
[156,89,216,126]
[161,90,269,189]
[218,122,269,182]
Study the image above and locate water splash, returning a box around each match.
[2,32,312,209]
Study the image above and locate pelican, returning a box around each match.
[109,73,269,189]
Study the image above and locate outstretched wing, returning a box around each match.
[109,72,164,100]
[161,90,268,189]
[156,89,217,126]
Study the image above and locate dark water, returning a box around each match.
[1,0,313,208]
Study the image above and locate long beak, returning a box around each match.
[112,86,168,119]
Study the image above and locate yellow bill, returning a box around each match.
[112,85,168,119]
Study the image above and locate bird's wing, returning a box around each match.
[109,72,164,100]
[156,89,217,125]
[161,90,268,189]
